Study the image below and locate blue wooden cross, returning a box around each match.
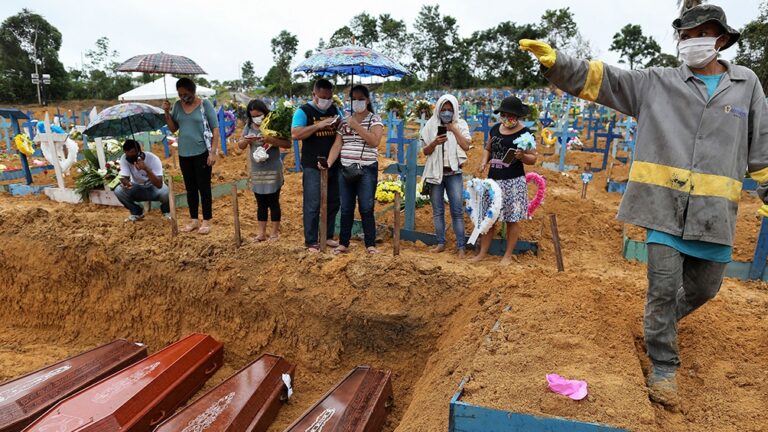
[81,110,91,126]
[160,126,171,158]
[472,112,492,143]
[386,118,409,164]
[598,118,624,171]
[749,217,768,280]
[0,117,12,152]
[216,107,234,156]
[0,109,34,184]
[292,139,302,172]
[382,111,402,159]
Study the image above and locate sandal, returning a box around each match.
[198,224,211,235]
[326,239,340,248]
[268,234,280,242]
[306,245,320,253]
[181,221,199,232]
[252,235,267,242]
[333,245,350,255]
[366,246,380,254]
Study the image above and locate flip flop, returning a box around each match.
[306,245,320,253]
[198,225,211,235]
[181,222,199,232]
[366,247,380,254]
[326,239,340,248]
[333,245,350,255]
[252,235,267,242]
[268,234,280,241]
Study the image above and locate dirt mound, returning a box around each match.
[1,119,767,431]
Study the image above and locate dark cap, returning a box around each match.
[493,96,530,117]
[672,4,740,50]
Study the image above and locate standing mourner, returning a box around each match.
[421,94,472,258]
[521,3,768,407]
[326,85,384,254]
[163,78,220,235]
[291,79,343,252]
[474,96,538,265]
[238,99,291,241]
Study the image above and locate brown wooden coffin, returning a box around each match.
[154,353,295,432]
[23,333,223,432]
[0,339,147,432]
[283,366,393,432]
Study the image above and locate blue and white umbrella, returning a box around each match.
[294,45,410,78]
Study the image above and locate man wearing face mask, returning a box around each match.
[291,79,343,252]
[114,139,170,222]
[520,4,768,408]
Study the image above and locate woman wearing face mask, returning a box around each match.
[475,96,537,266]
[421,94,472,258]
[163,77,220,235]
[325,85,384,254]
[520,3,768,408]
[238,99,291,242]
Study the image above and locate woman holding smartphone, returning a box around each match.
[474,96,537,266]
[421,94,472,258]
[238,99,291,241]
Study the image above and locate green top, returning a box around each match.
[171,99,219,157]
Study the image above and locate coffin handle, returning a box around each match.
[205,362,218,374]
[149,410,166,426]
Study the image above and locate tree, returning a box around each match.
[411,5,461,85]
[377,14,410,62]
[350,12,379,47]
[734,0,768,92]
[0,8,70,102]
[470,22,545,88]
[67,36,132,100]
[263,30,298,95]
[646,53,681,68]
[328,26,355,48]
[609,24,661,70]
[540,8,578,51]
[84,36,119,74]
[241,60,257,90]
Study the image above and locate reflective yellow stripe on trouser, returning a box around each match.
[578,61,604,102]
[629,161,742,202]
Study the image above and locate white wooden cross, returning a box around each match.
[35,112,81,203]
[89,107,106,169]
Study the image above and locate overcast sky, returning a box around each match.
[2,0,762,82]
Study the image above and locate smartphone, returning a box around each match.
[502,148,516,165]
[437,125,447,136]
[317,156,328,168]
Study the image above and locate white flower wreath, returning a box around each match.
[464,177,503,245]
[42,137,79,174]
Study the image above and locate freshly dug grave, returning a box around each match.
[0,118,766,431]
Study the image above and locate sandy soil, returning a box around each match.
[0,106,766,431]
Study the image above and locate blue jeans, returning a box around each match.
[645,243,726,369]
[114,183,170,216]
[430,173,466,249]
[339,163,378,248]
[302,166,340,247]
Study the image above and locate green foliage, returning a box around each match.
[734,1,768,92]
[384,98,406,118]
[0,8,70,102]
[610,24,661,70]
[540,8,578,50]
[646,53,681,68]
[350,13,379,48]
[328,26,355,48]
[241,60,258,90]
[74,147,123,201]
[469,21,545,88]
[264,30,298,95]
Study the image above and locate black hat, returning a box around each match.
[672,4,740,50]
[493,96,530,117]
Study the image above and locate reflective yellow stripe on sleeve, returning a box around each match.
[749,166,768,183]
[577,60,604,102]
[629,161,742,202]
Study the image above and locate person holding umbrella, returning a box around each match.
[162,78,220,235]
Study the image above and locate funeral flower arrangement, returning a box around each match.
[74,148,123,201]
[384,98,406,119]
[260,100,295,139]
[410,100,433,120]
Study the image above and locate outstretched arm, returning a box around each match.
[520,39,651,118]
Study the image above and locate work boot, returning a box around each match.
[647,365,679,408]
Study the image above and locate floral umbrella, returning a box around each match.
[83,103,166,138]
[294,45,410,78]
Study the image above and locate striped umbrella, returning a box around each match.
[116,52,206,98]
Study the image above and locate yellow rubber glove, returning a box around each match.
[758,204,768,218]
[519,39,557,68]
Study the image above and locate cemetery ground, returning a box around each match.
[0,101,766,431]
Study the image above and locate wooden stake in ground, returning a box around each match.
[393,191,401,256]
[319,167,328,253]
[549,214,565,272]
[231,182,241,248]
[167,177,178,237]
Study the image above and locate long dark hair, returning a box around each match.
[246,99,270,128]
[350,85,374,113]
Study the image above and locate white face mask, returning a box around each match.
[352,100,368,113]
[678,36,720,69]
[251,115,264,125]
[316,98,333,111]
